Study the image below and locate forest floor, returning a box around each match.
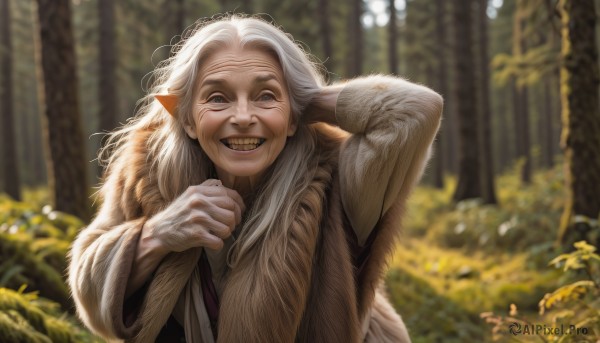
[385,161,598,342]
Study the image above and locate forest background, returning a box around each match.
[1,0,600,342]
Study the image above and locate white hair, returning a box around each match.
[99,15,326,267]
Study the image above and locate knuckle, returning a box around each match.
[190,211,209,224]
[190,194,208,207]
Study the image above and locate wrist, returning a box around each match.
[140,221,169,258]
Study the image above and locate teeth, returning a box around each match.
[229,144,259,151]
[226,138,262,145]
[222,138,265,151]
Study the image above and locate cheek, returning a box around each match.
[261,104,292,135]
[196,109,220,142]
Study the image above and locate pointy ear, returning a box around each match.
[154,94,179,117]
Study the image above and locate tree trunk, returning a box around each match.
[1,0,21,200]
[317,0,334,73]
[496,86,511,173]
[476,0,497,204]
[34,0,89,220]
[558,0,600,246]
[241,0,253,14]
[346,0,362,77]
[432,0,447,189]
[388,0,398,75]
[177,0,185,33]
[98,0,118,177]
[512,2,532,184]
[541,76,555,168]
[452,0,482,202]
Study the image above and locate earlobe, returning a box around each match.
[287,122,298,137]
[184,124,198,139]
[155,94,179,117]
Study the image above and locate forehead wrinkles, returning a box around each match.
[199,50,284,79]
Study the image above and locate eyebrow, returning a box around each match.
[200,73,280,88]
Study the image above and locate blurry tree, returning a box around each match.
[388,0,398,75]
[512,1,532,184]
[557,0,600,247]
[34,0,89,220]
[433,0,448,188]
[346,0,363,77]
[164,0,186,50]
[1,0,21,200]
[476,0,497,204]
[241,0,253,13]
[12,0,45,187]
[452,0,482,201]
[317,0,334,73]
[98,0,118,176]
[492,0,561,177]
[490,0,515,173]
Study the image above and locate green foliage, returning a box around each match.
[386,267,484,343]
[483,241,600,342]
[0,196,102,342]
[0,196,84,309]
[386,163,569,341]
[0,287,101,343]
[407,164,564,262]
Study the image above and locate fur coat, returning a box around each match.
[68,75,443,342]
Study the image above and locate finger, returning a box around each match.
[195,231,224,251]
[192,207,235,233]
[201,178,222,187]
[223,188,245,212]
[212,193,242,225]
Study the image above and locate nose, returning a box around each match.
[231,100,255,128]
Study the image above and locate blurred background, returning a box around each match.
[1,0,599,342]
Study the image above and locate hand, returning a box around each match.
[143,179,245,253]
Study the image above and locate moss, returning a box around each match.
[0,288,83,343]
[0,233,70,309]
[386,267,485,342]
[0,311,52,343]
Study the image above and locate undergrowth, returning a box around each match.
[385,163,578,342]
[0,195,101,342]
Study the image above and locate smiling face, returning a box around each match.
[185,45,296,182]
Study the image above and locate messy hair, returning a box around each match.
[99,14,326,267]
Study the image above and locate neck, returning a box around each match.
[216,168,262,201]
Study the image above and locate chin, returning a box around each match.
[219,163,269,178]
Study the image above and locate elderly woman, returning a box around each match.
[68,15,442,343]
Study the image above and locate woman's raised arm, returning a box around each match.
[310,75,443,246]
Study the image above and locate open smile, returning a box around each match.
[220,137,266,151]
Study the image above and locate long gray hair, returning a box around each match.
[99,14,326,266]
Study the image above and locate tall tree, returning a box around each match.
[34,0,89,220]
[1,0,21,200]
[512,1,532,184]
[432,0,448,188]
[476,0,497,204]
[241,0,253,14]
[346,0,363,77]
[558,0,600,246]
[317,0,334,73]
[98,0,118,176]
[388,0,398,74]
[167,0,185,42]
[452,0,482,201]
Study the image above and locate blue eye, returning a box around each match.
[258,93,275,101]
[208,95,227,103]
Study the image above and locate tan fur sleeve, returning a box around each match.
[68,166,147,340]
[335,75,443,245]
